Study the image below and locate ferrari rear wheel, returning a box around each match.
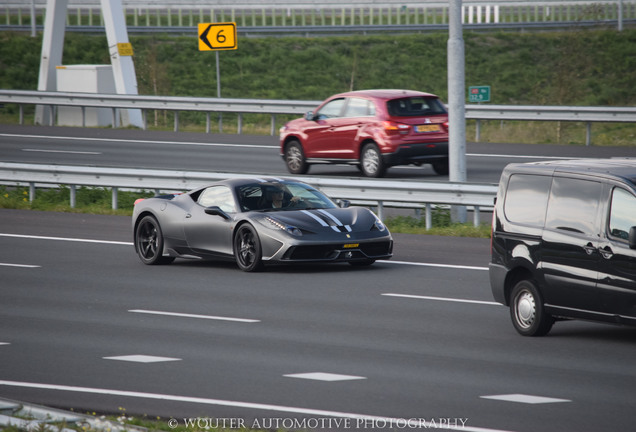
[234,223,264,272]
[135,215,174,265]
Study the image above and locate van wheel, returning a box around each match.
[510,280,554,336]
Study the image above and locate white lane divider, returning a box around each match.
[129,309,260,323]
[382,293,501,306]
[0,263,40,268]
[0,380,520,432]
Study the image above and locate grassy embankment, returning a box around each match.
[1,27,635,235]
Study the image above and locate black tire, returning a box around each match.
[135,215,175,265]
[233,224,264,272]
[360,143,386,178]
[432,158,449,175]
[285,140,309,174]
[509,280,554,336]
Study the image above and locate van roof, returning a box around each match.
[506,158,636,185]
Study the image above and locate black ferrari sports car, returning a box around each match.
[132,178,393,271]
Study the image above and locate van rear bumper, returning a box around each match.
[489,263,508,305]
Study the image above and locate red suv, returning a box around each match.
[279,89,449,178]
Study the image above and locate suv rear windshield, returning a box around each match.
[386,97,447,117]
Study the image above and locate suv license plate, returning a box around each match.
[415,124,440,133]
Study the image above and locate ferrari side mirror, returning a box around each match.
[205,206,231,220]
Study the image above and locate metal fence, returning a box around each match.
[2,89,635,145]
[0,162,498,228]
[3,1,635,27]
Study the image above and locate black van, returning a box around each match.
[489,159,636,336]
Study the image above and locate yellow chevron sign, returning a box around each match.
[198,23,237,51]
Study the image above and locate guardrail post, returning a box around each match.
[70,184,76,208]
[271,115,276,136]
[81,106,86,128]
[112,187,118,210]
[425,203,432,230]
[111,108,116,128]
[586,122,591,146]
[19,105,24,125]
[377,201,384,221]
[174,111,179,132]
[49,105,55,127]
[206,112,211,133]
[473,205,481,226]
[238,113,243,134]
[142,109,147,130]
[475,119,481,142]
[29,182,35,202]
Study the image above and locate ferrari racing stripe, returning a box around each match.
[301,210,340,232]
[317,209,352,232]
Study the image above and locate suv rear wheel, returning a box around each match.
[510,280,554,336]
[360,143,386,178]
[432,158,449,175]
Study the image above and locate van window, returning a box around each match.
[608,187,636,240]
[504,174,551,227]
[545,177,602,236]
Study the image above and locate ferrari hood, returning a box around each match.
[262,207,375,234]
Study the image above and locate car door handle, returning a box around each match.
[599,246,614,260]
[584,243,596,255]
[185,213,192,218]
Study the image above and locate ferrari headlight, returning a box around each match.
[264,216,303,236]
[373,215,386,231]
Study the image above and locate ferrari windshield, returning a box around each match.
[237,181,337,212]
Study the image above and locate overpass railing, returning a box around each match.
[0,162,498,228]
[1,89,635,145]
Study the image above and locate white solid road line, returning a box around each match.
[383,293,501,306]
[0,133,275,149]
[129,309,260,323]
[0,233,488,270]
[0,380,519,432]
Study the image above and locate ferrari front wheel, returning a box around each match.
[234,223,264,272]
[135,215,174,265]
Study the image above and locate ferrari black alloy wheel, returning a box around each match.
[135,215,175,265]
[233,223,264,272]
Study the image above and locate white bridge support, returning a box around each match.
[35,0,142,128]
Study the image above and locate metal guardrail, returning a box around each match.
[1,89,635,144]
[0,162,498,227]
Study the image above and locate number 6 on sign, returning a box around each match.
[198,23,237,51]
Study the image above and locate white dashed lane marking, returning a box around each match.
[481,394,572,404]
[103,355,181,364]
[284,372,366,382]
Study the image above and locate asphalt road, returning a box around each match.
[1,124,633,183]
[1,209,636,432]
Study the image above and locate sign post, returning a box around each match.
[468,86,491,142]
[198,22,237,132]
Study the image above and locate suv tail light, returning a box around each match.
[441,121,449,132]
[382,121,410,135]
